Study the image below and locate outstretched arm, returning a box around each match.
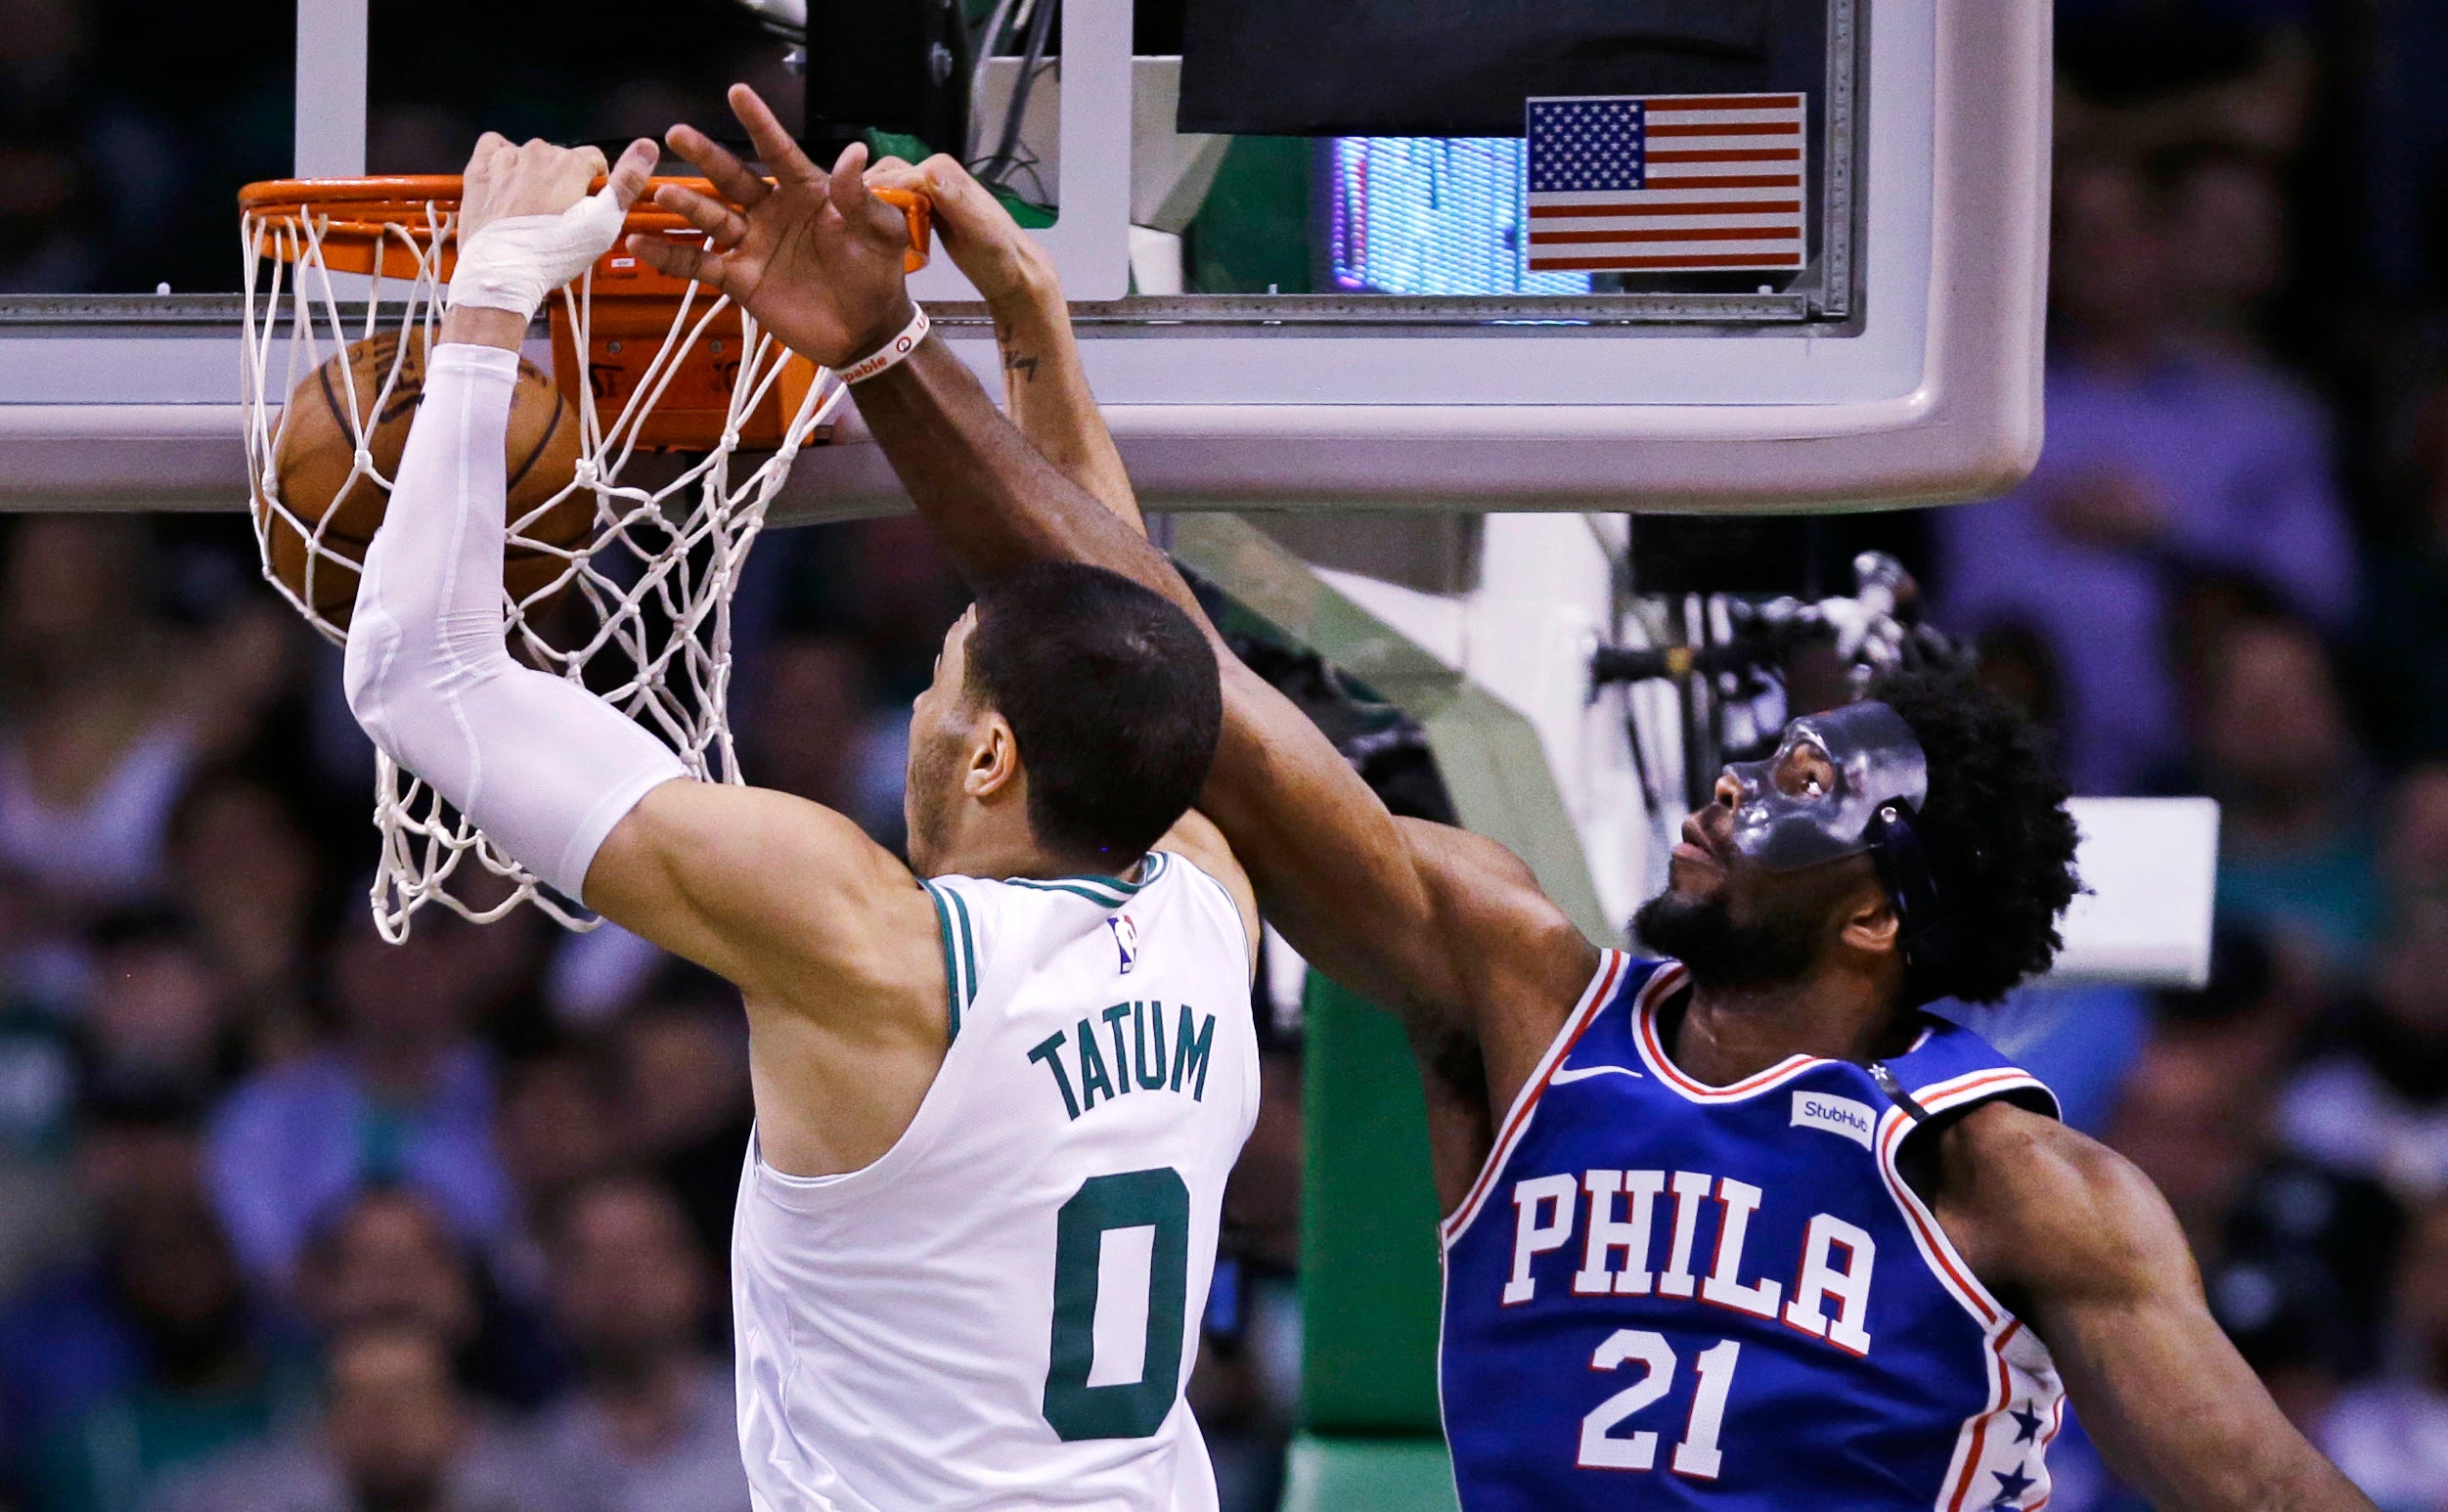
[860,154,1263,962]
[863,156,1141,529]
[630,91,1600,1099]
[343,136,942,1173]
[1936,1104,2374,1512]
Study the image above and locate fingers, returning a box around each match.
[918,154,978,197]
[651,183,749,247]
[465,129,511,181]
[665,122,769,209]
[604,138,658,211]
[864,163,927,195]
[829,141,911,247]
[908,154,1027,265]
[728,83,819,186]
[556,144,607,205]
[624,233,730,292]
[914,153,1007,234]
[827,140,872,216]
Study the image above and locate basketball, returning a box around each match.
[255,329,592,630]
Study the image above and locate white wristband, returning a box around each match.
[836,304,930,384]
[449,186,628,320]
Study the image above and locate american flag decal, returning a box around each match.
[1525,94,1808,273]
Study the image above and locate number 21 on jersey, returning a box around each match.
[1580,1330,1738,1479]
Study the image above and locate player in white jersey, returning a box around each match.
[338,134,1261,1511]
[735,856,1256,1508]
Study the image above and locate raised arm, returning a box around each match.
[342,136,942,1172]
[863,156,1142,529]
[859,154,1268,961]
[1936,1104,2375,1512]
[630,90,1600,1097]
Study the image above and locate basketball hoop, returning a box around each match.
[238,173,929,940]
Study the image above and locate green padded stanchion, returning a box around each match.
[1283,1434,1460,1512]
[1287,974,1458,1512]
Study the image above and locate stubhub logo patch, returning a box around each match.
[1791,1090,1876,1149]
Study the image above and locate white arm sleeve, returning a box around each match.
[341,342,686,904]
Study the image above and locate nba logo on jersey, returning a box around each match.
[1110,913,1140,973]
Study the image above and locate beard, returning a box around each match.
[903,735,958,871]
[1631,888,1816,992]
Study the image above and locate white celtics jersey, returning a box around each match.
[733,850,1259,1512]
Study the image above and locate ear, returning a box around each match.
[963,712,1021,802]
[1837,880,1901,957]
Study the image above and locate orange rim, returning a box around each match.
[240,175,931,273]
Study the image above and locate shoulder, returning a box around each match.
[618,780,915,907]
[1931,1100,2193,1306]
[1155,810,1259,974]
[1883,1013,2061,1118]
[599,778,937,998]
[1394,817,1604,1090]
[1397,820,1595,969]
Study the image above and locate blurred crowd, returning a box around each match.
[0,501,1304,1512]
[4,0,2448,1510]
[1919,2,2448,1505]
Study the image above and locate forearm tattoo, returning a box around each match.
[993,316,1040,383]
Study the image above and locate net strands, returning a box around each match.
[239,190,847,940]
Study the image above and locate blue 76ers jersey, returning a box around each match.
[1441,953,2066,1510]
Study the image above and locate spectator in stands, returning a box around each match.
[294,1189,559,1413]
[2110,1026,2398,1401]
[165,774,320,1066]
[20,1195,308,1512]
[2386,763,2448,901]
[738,632,909,849]
[489,1048,622,1306]
[2352,379,2448,764]
[205,912,514,1287]
[155,1320,550,1512]
[2320,1193,2448,1507]
[616,996,751,1265]
[830,517,970,707]
[0,0,100,292]
[524,1176,746,1512]
[0,910,227,1299]
[0,1088,211,1485]
[0,520,289,915]
[2189,614,2383,974]
[2275,762,2448,1201]
[1935,154,2354,795]
[77,912,233,1111]
[2163,144,2289,359]
[2281,894,2448,1203]
[2072,1024,2381,1512]
[0,518,200,912]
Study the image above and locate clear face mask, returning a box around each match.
[1723,700,1931,871]
[1723,699,1958,1004]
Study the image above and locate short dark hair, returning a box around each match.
[1868,666,2082,1004]
[966,562,1222,866]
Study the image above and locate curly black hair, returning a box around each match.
[1866,666,2082,1004]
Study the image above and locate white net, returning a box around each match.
[240,192,848,941]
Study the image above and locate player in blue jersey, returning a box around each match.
[627,86,2375,1510]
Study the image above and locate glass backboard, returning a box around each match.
[0,0,2050,518]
